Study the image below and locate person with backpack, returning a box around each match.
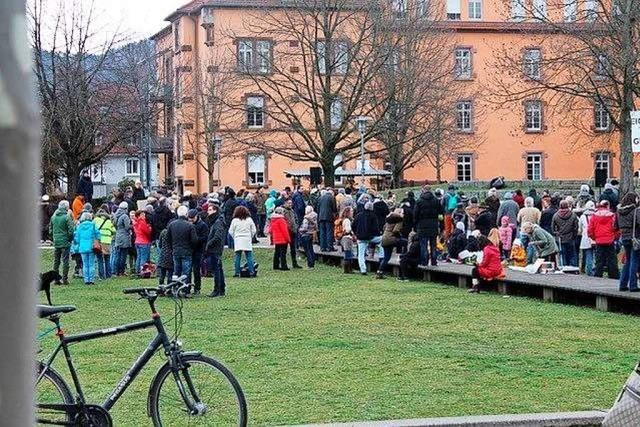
[442,185,459,238]
[376,210,404,279]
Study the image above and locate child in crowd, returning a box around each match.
[498,216,513,259]
[451,203,467,232]
[340,207,355,273]
[510,238,527,267]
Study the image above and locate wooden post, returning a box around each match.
[423,270,432,282]
[497,282,508,295]
[457,276,467,289]
[543,287,555,302]
[596,296,610,312]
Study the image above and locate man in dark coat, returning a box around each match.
[166,206,198,279]
[205,205,226,297]
[317,190,337,251]
[132,180,146,203]
[153,197,174,240]
[222,188,239,248]
[188,209,209,295]
[291,186,306,227]
[373,196,390,234]
[413,187,444,266]
[77,171,93,203]
[353,201,381,274]
[599,183,620,212]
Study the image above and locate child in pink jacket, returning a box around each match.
[498,215,513,259]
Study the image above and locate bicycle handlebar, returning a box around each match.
[123,277,192,299]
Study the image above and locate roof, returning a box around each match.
[150,25,172,41]
[284,168,391,177]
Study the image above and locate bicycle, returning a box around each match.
[35,277,248,426]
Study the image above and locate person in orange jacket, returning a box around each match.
[71,194,85,222]
[270,207,291,270]
[469,235,505,293]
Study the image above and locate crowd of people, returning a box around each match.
[41,176,638,298]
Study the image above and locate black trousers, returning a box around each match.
[594,244,620,279]
[289,232,299,266]
[400,258,417,278]
[191,252,203,291]
[158,267,173,285]
[274,244,288,269]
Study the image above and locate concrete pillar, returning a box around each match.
[497,282,508,295]
[543,287,555,302]
[596,296,610,312]
[457,276,468,289]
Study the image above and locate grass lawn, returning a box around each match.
[38,248,637,426]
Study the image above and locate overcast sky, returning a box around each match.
[99,0,184,39]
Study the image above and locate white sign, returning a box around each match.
[632,111,640,153]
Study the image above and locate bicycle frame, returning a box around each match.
[38,299,173,413]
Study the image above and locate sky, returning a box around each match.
[96,0,185,40]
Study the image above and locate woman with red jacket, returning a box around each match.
[133,210,153,275]
[469,235,504,293]
[270,207,292,270]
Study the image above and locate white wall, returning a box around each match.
[92,154,159,189]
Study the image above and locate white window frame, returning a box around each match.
[469,0,482,20]
[447,0,461,20]
[204,25,215,45]
[392,0,408,19]
[316,41,327,75]
[126,158,140,176]
[594,101,610,131]
[238,40,254,73]
[246,96,265,129]
[585,0,597,22]
[454,48,472,79]
[532,0,547,19]
[526,153,543,181]
[525,101,542,132]
[256,40,271,74]
[247,153,266,186]
[512,0,526,21]
[316,40,349,75]
[457,154,473,182]
[523,48,541,80]
[595,152,610,179]
[563,0,577,21]
[456,101,473,132]
[417,0,428,18]
[595,53,609,79]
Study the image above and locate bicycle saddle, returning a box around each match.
[37,305,76,319]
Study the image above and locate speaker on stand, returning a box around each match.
[310,167,323,186]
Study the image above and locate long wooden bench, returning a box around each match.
[308,247,640,315]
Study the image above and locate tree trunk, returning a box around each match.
[65,164,80,198]
[208,169,215,193]
[321,160,335,187]
[619,112,634,195]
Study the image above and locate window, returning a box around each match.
[236,39,272,74]
[164,105,173,136]
[454,48,472,79]
[417,0,428,18]
[594,102,610,131]
[246,96,265,128]
[163,57,173,85]
[469,0,482,20]
[330,97,343,130]
[526,153,543,180]
[585,0,597,21]
[457,154,473,182]
[247,153,266,185]
[447,0,461,20]
[392,0,407,19]
[173,21,180,52]
[126,158,140,176]
[512,0,525,21]
[456,101,473,132]
[595,152,610,179]
[532,0,547,19]
[174,69,181,102]
[204,25,215,45]
[238,40,253,72]
[563,0,577,21]
[256,40,271,74]
[524,100,542,132]
[523,48,541,80]
[316,41,349,75]
[334,153,344,184]
[595,54,609,79]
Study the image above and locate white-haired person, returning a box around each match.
[73,212,101,285]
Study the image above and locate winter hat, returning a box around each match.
[579,184,590,197]
[83,203,93,212]
[585,200,596,210]
[456,222,465,232]
[187,209,198,219]
[513,238,523,247]
[269,190,278,198]
[364,201,374,211]
[177,206,189,218]
[118,202,129,210]
[604,183,613,191]
[503,192,513,200]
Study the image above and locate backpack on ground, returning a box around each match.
[140,262,156,279]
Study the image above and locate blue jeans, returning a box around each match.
[419,235,437,266]
[583,248,594,276]
[80,252,96,284]
[357,236,381,273]
[96,252,111,279]
[560,240,577,267]
[135,244,151,274]
[319,220,334,251]
[378,246,393,272]
[114,246,128,275]
[300,235,315,267]
[620,240,640,290]
[234,251,255,276]
[173,255,192,279]
[226,233,235,250]
[209,254,226,294]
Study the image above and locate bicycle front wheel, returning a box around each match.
[35,362,74,425]
[148,354,247,426]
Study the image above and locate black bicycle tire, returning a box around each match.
[36,361,74,425]
[148,354,248,427]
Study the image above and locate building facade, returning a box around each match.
[151,0,632,193]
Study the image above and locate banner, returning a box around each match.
[632,111,640,153]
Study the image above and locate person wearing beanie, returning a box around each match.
[166,205,198,279]
[353,200,382,274]
[73,212,100,285]
[112,201,132,276]
[447,221,467,261]
[49,200,75,284]
[521,222,558,262]
[579,200,597,276]
[270,206,291,270]
[187,208,209,294]
[509,239,527,267]
[599,182,620,212]
[552,200,579,267]
[497,216,513,259]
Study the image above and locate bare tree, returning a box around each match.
[222,0,401,186]
[489,0,640,193]
[31,0,157,196]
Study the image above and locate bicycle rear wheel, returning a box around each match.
[36,362,74,425]
[148,354,247,426]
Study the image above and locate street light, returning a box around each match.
[213,136,223,187]
[355,116,370,185]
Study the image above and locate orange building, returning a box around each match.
[151,0,632,194]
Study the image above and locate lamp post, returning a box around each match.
[355,116,370,185]
[213,136,223,187]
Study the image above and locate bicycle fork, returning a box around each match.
[170,354,206,416]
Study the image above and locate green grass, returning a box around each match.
[38,248,637,426]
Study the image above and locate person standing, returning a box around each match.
[152,197,174,240]
[413,187,443,267]
[353,202,382,275]
[157,228,173,285]
[270,207,291,270]
[132,180,146,204]
[113,202,132,276]
[551,200,579,267]
[588,200,620,279]
[442,185,459,238]
[205,204,226,297]
[133,210,153,276]
[188,209,209,295]
[599,183,619,212]
[166,206,198,279]
[298,205,318,269]
[93,207,115,280]
[73,212,100,285]
[283,199,302,268]
[49,200,75,285]
[71,194,85,221]
[229,206,257,277]
[317,189,337,252]
[517,197,541,226]
[255,186,268,238]
[77,171,93,203]
[376,210,404,279]
[291,186,306,228]
[496,192,519,235]
[540,196,560,234]
[616,194,640,291]
[578,201,596,276]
